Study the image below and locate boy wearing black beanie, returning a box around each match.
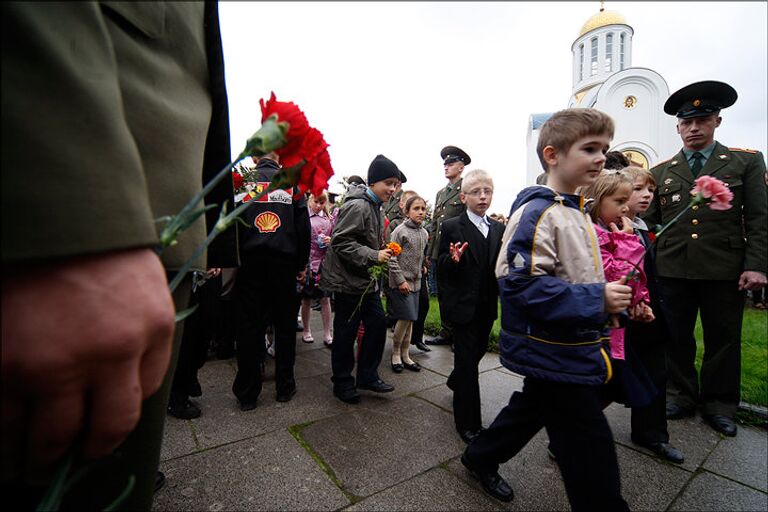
[320,155,403,403]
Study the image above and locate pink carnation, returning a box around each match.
[691,176,733,211]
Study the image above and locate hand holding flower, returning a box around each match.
[378,248,393,263]
[605,276,633,314]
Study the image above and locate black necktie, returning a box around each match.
[690,152,704,177]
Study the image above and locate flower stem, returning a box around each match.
[626,202,693,281]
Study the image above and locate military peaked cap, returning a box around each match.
[664,80,737,119]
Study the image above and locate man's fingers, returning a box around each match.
[1,391,28,481]
[85,362,143,460]
[27,384,85,477]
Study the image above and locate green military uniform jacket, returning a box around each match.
[643,142,767,280]
[428,177,466,260]
[1,2,237,270]
[383,189,403,223]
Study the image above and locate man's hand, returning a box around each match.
[604,276,633,314]
[378,248,393,263]
[398,281,411,295]
[738,270,767,291]
[1,248,176,481]
[449,241,469,263]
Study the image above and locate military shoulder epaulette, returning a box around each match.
[651,157,673,169]
[728,147,759,154]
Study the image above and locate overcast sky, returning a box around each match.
[219,1,767,214]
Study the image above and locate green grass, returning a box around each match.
[423,296,768,407]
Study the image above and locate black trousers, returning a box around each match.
[447,313,494,432]
[410,274,430,344]
[659,278,745,416]
[232,260,298,404]
[170,274,222,403]
[432,258,453,341]
[626,320,669,444]
[331,291,386,392]
[466,377,628,512]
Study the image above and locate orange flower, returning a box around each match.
[387,241,402,256]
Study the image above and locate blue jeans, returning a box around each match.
[331,291,387,392]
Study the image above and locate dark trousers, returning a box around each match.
[447,314,494,432]
[432,258,453,341]
[659,278,745,416]
[411,274,430,344]
[466,377,628,512]
[628,337,668,444]
[232,261,298,404]
[170,274,222,404]
[331,291,386,391]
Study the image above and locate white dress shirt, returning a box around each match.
[467,210,490,238]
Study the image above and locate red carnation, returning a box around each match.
[260,92,310,158]
[232,171,244,191]
[648,231,656,243]
[260,92,334,198]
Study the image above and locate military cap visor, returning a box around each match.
[664,80,737,119]
[440,145,471,165]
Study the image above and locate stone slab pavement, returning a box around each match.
[154,316,767,511]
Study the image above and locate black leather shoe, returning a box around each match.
[666,403,695,420]
[167,398,201,419]
[637,441,684,463]
[391,362,404,373]
[358,379,394,393]
[459,428,483,444]
[239,400,258,411]
[425,336,451,346]
[403,361,421,372]
[460,452,514,502]
[414,340,431,352]
[154,471,166,493]
[703,414,738,437]
[276,387,297,403]
[334,389,361,404]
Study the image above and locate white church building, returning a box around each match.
[526,7,680,185]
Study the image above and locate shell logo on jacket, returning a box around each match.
[254,212,281,233]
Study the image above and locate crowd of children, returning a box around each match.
[170,106,728,511]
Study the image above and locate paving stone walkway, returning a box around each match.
[154,317,767,511]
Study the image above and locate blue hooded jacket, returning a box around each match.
[497,186,613,385]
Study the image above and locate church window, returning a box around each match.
[605,33,613,72]
[590,37,598,75]
[579,44,584,79]
[620,33,626,70]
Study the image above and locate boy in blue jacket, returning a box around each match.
[461,109,633,511]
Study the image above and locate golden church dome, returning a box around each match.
[578,9,628,37]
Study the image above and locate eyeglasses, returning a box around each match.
[464,187,494,197]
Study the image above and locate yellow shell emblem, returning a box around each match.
[692,99,701,107]
[254,212,281,233]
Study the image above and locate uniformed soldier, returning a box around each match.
[426,146,470,346]
[643,80,767,437]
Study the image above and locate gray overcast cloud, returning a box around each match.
[220,1,767,214]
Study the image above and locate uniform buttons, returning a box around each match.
[692,219,699,225]
[692,205,699,210]
[691,233,699,240]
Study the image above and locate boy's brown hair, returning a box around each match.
[582,170,632,224]
[536,109,615,171]
[621,166,656,188]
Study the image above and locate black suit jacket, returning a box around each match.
[437,212,504,324]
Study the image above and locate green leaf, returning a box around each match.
[175,304,199,323]
[269,160,306,191]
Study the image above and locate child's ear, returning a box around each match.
[542,145,558,167]
[460,192,467,205]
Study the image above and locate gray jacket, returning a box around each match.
[320,184,385,294]
[388,219,428,291]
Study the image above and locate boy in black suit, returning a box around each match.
[437,170,504,444]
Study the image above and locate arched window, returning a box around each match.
[620,33,625,70]
[605,33,613,72]
[579,44,584,79]
[590,37,598,76]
